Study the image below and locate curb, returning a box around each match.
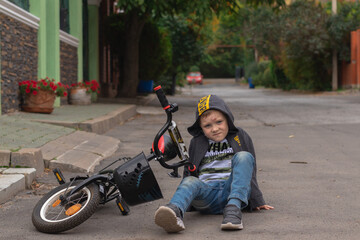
[41,131,120,173]
[0,168,36,204]
[30,104,137,134]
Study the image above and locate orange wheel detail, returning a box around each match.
[52,199,61,208]
[65,204,82,216]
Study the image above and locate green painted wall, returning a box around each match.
[30,0,60,106]
[0,24,2,115]
[69,0,83,82]
[88,4,99,81]
[30,0,84,106]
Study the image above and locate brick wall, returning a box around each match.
[60,41,78,104]
[0,13,38,114]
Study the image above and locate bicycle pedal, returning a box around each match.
[116,195,130,215]
[53,168,66,185]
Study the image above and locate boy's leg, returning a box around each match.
[169,176,210,213]
[221,151,254,230]
[226,151,254,207]
[154,176,212,233]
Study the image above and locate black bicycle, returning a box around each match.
[31,86,195,233]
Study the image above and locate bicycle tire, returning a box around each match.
[32,180,100,233]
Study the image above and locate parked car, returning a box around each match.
[186,72,203,85]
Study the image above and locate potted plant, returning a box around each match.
[69,80,100,105]
[19,77,68,113]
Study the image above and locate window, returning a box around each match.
[60,0,70,33]
[8,0,29,11]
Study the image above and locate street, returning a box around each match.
[1,80,360,239]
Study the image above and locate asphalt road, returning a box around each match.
[1,80,359,239]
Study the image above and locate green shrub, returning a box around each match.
[245,60,278,88]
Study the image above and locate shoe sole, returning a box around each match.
[155,206,185,233]
[221,222,244,230]
[154,206,185,233]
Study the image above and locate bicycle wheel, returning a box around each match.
[32,181,100,233]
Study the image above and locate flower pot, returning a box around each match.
[91,92,98,102]
[22,89,56,114]
[69,87,91,105]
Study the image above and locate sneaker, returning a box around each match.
[221,204,243,230]
[154,203,185,233]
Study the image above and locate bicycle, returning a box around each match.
[31,86,196,233]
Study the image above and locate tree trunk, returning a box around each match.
[119,11,146,97]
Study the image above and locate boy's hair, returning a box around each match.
[200,109,219,120]
[200,109,227,123]
[200,109,223,121]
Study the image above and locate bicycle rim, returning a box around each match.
[39,186,92,223]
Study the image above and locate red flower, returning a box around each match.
[33,90,38,95]
[25,88,31,93]
[63,92,68,97]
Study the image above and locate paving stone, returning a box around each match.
[0,174,25,204]
[2,168,36,189]
[49,150,103,173]
[0,150,11,166]
[74,135,120,157]
[10,148,44,177]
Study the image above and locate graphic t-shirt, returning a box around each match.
[198,139,234,183]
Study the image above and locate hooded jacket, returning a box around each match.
[184,94,266,209]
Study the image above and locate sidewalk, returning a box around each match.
[0,95,154,204]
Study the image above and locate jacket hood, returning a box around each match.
[187,95,237,137]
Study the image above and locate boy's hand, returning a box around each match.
[255,205,274,210]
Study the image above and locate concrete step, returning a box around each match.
[41,131,120,173]
[0,168,36,204]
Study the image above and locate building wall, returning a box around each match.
[60,41,78,87]
[69,0,83,82]
[88,2,100,82]
[60,40,78,104]
[0,0,100,115]
[0,11,38,114]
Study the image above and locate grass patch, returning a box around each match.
[10,147,22,152]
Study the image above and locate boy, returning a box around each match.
[154,95,273,233]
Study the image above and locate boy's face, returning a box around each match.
[200,110,229,142]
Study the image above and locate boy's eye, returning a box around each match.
[216,120,223,124]
[204,124,211,128]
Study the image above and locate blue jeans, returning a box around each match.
[169,151,255,215]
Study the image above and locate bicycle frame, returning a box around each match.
[51,85,195,212]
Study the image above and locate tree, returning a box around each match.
[115,0,283,97]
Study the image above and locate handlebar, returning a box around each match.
[154,86,170,110]
[153,86,195,176]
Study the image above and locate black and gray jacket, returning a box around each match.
[183,94,266,210]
